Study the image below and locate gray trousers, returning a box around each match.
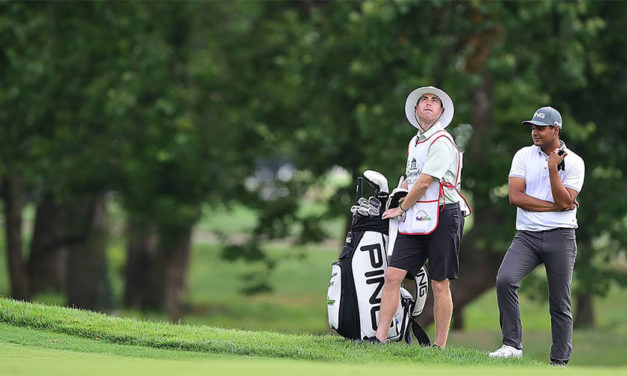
[495,229,577,363]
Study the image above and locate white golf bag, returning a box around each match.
[327,171,430,345]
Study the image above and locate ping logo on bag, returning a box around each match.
[353,238,387,334]
[416,269,428,297]
[327,228,430,345]
[360,243,384,268]
[357,242,402,332]
[365,269,384,329]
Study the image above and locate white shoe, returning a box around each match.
[488,344,523,358]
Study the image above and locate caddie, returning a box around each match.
[489,106,585,366]
[372,86,470,348]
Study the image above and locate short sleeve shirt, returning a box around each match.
[416,123,462,205]
[508,142,585,231]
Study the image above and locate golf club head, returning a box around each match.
[351,205,370,217]
[363,170,389,194]
[355,197,381,217]
[368,196,381,209]
[367,205,380,217]
[375,191,389,203]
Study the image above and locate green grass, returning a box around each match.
[0,298,537,366]
[196,204,259,234]
[2,341,625,376]
[446,284,627,367]
[1,301,627,376]
[195,203,345,240]
[181,243,334,333]
[184,244,627,366]
[5,341,625,376]
[4,240,625,366]
[2,215,626,367]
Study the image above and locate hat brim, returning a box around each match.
[521,120,552,127]
[405,86,454,129]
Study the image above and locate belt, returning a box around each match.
[523,227,574,233]
[439,202,460,211]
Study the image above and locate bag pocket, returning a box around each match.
[327,262,342,330]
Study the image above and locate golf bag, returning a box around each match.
[327,172,430,345]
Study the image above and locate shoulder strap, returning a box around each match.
[426,131,473,217]
[426,130,458,152]
[410,318,431,346]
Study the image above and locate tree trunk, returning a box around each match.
[416,69,505,330]
[28,194,70,294]
[66,193,113,311]
[159,224,193,322]
[123,218,194,320]
[452,305,465,330]
[415,229,504,329]
[1,174,30,300]
[574,292,595,329]
[123,219,163,309]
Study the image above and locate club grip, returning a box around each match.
[356,177,363,200]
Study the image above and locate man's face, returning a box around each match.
[530,124,559,147]
[415,94,444,124]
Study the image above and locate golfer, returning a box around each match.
[373,86,470,348]
[489,106,585,366]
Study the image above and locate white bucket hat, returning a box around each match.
[405,86,454,129]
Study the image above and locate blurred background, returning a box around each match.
[1,0,625,367]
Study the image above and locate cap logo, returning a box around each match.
[534,111,546,119]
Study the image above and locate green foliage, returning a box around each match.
[239,0,627,301]
[1,0,626,315]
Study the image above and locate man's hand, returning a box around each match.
[382,206,404,220]
[547,150,580,210]
[548,149,567,171]
[555,199,579,211]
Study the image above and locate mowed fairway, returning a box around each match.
[2,337,625,376]
[1,306,626,376]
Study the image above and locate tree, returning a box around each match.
[0,1,146,310]
[243,0,627,329]
[2,0,624,328]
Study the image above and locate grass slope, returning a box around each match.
[3,341,626,376]
[5,341,626,376]
[0,298,535,367]
[3,300,627,376]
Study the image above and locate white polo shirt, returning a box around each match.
[508,142,585,231]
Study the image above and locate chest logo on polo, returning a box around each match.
[415,210,432,222]
[407,158,420,179]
